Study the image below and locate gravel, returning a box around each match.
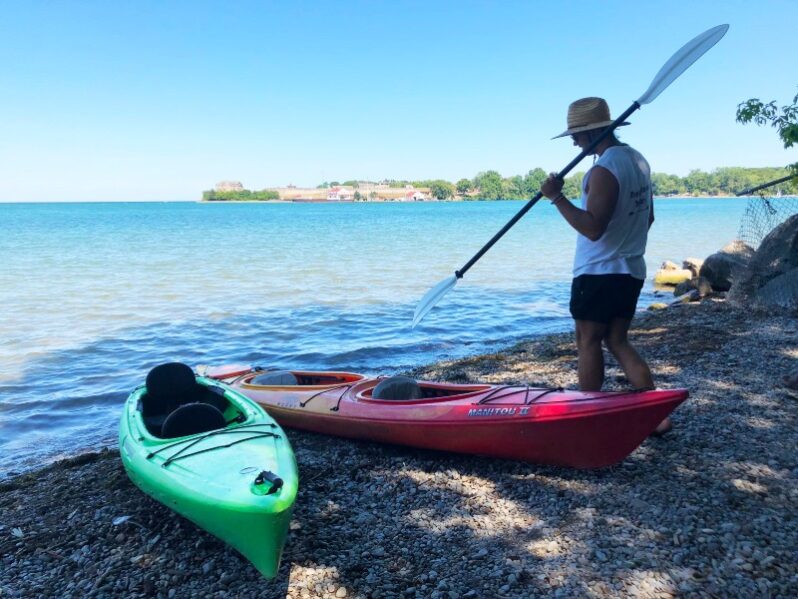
[1,297,796,598]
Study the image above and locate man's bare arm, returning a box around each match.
[554,166,619,241]
[648,196,655,229]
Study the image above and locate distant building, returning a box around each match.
[358,182,389,194]
[215,181,244,192]
[404,191,427,201]
[327,186,353,201]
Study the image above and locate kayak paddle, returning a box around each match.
[412,23,730,328]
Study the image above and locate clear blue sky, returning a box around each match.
[1,1,796,201]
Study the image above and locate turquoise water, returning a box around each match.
[0,198,750,474]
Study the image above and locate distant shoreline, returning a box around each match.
[1,195,792,205]
[199,194,767,204]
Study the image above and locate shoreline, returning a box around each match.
[2,298,796,598]
[1,195,787,205]
[199,195,756,204]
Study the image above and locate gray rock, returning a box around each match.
[700,240,755,291]
[729,214,798,310]
[673,279,695,296]
[683,257,704,277]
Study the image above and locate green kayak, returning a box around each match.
[119,362,298,578]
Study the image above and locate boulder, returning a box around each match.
[674,276,714,298]
[695,276,714,298]
[670,289,700,305]
[755,269,798,309]
[660,260,680,271]
[699,240,755,292]
[673,279,693,296]
[647,302,668,311]
[682,257,704,278]
[728,214,798,311]
[654,268,692,286]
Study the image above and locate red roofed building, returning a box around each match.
[327,186,353,201]
[404,190,427,201]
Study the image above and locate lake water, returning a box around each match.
[0,198,753,474]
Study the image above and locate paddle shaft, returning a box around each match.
[735,174,794,197]
[454,101,640,279]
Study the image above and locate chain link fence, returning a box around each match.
[731,178,798,310]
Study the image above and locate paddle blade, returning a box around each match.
[637,24,729,105]
[412,274,458,328]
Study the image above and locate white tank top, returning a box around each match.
[573,145,652,279]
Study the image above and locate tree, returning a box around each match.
[201,189,279,201]
[713,167,749,196]
[523,168,547,198]
[429,180,455,200]
[456,178,472,195]
[651,172,686,196]
[684,169,722,195]
[503,175,525,199]
[473,170,504,200]
[353,191,363,201]
[737,87,798,176]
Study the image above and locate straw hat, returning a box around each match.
[552,97,629,139]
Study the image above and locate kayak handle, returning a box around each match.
[254,470,284,494]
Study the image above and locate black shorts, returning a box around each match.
[569,274,644,324]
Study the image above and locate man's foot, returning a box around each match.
[650,417,673,437]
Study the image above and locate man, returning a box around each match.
[540,97,671,434]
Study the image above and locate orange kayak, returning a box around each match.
[199,365,687,469]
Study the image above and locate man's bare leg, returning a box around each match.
[574,319,608,391]
[605,317,653,388]
[605,316,671,434]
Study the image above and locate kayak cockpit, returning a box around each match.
[359,376,492,402]
[138,362,241,438]
[240,370,367,390]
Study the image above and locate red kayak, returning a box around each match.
[199,365,687,469]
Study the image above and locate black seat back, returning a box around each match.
[372,376,422,400]
[143,362,200,416]
[140,362,230,436]
[251,370,299,385]
[161,402,226,438]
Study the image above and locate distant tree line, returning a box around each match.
[336,167,797,200]
[650,167,797,197]
[204,167,796,202]
[202,189,280,201]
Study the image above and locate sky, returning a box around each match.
[1,0,796,202]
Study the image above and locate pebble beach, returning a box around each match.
[1,297,796,598]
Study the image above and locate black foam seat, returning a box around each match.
[251,370,299,385]
[141,362,228,436]
[372,376,422,400]
[144,362,200,415]
[161,402,226,438]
